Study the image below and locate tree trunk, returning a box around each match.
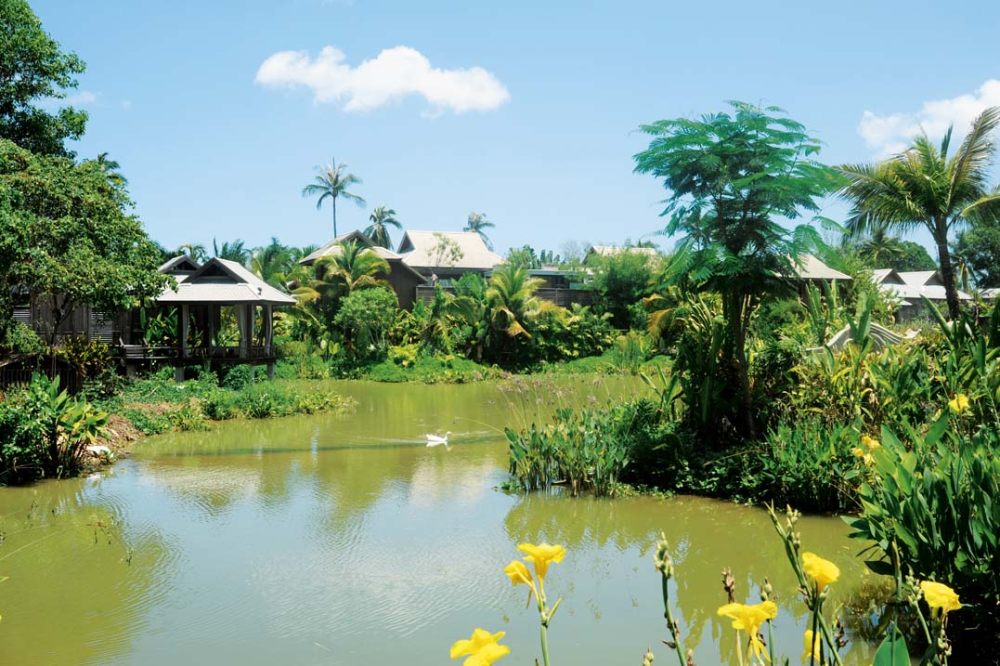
[724,292,755,440]
[935,218,961,320]
[332,196,338,237]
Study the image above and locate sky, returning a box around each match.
[33,0,1000,257]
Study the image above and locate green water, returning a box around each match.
[0,379,877,664]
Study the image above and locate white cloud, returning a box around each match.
[65,90,97,105]
[255,45,510,114]
[858,79,1000,157]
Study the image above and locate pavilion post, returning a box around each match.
[264,304,274,379]
[237,303,250,359]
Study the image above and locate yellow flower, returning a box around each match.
[860,435,881,450]
[503,560,533,587]
[717,601,778,661]
[920,581,961,616]
[948,393,970,415]
[451,628,509,666]
[851,447,873,465]
[517,543,566,581]
[801,552,840,592]
[801,629,820,662]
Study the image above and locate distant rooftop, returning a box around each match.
[587,245,659,258]
[793,254,851,281]
[301,230,405,265]
[398,230,504,270]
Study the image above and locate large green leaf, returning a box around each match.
[872,628,910,666]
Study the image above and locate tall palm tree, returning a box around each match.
[302,157,366,237]
[838,107,1000,319]
[364,206,402,249]
[464,211,496,250]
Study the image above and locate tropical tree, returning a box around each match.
[294,239,389,320]
[212,238,250,265]
[464,211,496,250]
[176,243,207,263]
[302,157,366,237]
[0,0,87,156]
[954,216,1000,288]
[88,152,127,186]
[838,107,1000,319]
[250,237,313,290]
[484,264,551,353]
[364,206,402,249]
[633,101,835,438]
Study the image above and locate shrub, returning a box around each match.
[2,322,46,355]
[221,364,256,391]
[334,287,398,363]
[847,417,1000,659]
[606,331,652,374]
[120,408,171,435]
[0,374,108,483]
[200,390,239,420]
[168,404,208,431]
[238,384,279,418]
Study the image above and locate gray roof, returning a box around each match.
[872,268,970,302]
[398,230,504,271]
[157,258,296,305]
[301,230,406,264]
[793,255,852,281]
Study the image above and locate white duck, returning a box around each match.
[426,431,451,447]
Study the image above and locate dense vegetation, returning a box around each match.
[503,102,1000,661]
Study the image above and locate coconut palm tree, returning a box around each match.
[364,206,402,249]
[464,211,496,250]
[89,152,127,186]
[838,107,1000,319]
[485,264,548,338]
[177,243,207,263]
[213,238,251,265]
[294,239,389,308]
[302,157,366,237]
[854,222,908,268]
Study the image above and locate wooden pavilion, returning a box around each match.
[121,256,296,379]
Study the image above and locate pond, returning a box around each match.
[0,378,877,664]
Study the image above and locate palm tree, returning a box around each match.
[302,157,366,237]
[294,239,389,307]
[364,206,402,249]
[854,222,908,267]
[89,152,127,186]
[177,243,207,263]
[213,238,251,265]
[838,107,1000,319]
[484,264,550,339]
[464,212,496,250]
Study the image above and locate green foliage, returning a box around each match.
[363,206,401,249]
[0,374,108,483]
[606,331,653,374]
[847,418,1000,653]
[505,403,641,497]
[362,351,502,383]
[221,364,256,391]
[0,0,87,156]
[954,215,1000,288]
[589,251,655,328]
[0,139,170,344]
[55,335,111,378]
[333,286,398,362]
[1,321,45,355]
[635,101,836,437]
[302,156,365,236]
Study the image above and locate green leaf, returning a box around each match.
[872,627,910,666]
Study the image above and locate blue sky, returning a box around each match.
[34,0,1000,256]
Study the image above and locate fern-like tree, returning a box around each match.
[838,107,1000,319]
[302,157,366,237]
[464,211,495,250]
[364,206,402,249]
[634,101,835,438]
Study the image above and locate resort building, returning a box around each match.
[397,230,505,283]
[872,269,972,320]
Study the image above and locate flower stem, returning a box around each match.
[540,620,551,666]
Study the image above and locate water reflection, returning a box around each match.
[0,380,875,664]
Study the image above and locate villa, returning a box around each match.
[872,268,972,320]
[397,230,505,282]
